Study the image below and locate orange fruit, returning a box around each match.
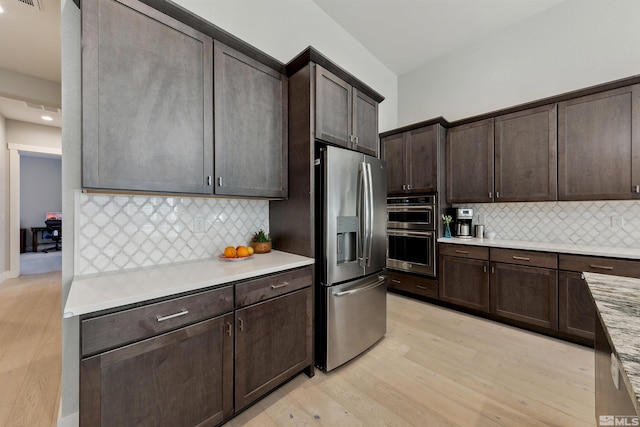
[236,246,250,257]
[224,246,237,258]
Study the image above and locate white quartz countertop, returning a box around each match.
[584,272,640,414]
[437,237,640,260]
[64,250,314,317]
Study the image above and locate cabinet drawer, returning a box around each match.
[439,244,489,260]
[236,266,312,308]
[559,254,640,278]
[491,248,557,269]
[387,270,438,299]
[81,285,233,356]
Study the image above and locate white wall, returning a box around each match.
[0,68,61,107]
[6,120,62,151]
[175,0,398,131]
[398,0,640,125]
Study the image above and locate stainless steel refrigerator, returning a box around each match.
[316,145,387,372]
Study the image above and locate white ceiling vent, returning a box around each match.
[24,102,60,114]
[16,0,43,11]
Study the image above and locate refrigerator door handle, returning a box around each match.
[357,161,367,267]
[332,275,386,296]
[365,162,374,267]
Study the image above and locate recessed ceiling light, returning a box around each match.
[42,115,53,121]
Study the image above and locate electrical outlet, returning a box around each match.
[610,215,623,230]
[194,217,205,233]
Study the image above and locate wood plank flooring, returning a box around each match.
[0,272,61,427]
[226,292,595,427]
[1,273,594,426]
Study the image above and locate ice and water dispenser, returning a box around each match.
[336,216,358,264]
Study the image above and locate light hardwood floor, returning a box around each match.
[1,273,594,426]
[0,272,61,427]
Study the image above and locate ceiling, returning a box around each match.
[0,0,61,128]
[0,0,566,129]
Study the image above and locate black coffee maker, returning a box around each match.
[452,207,473,238]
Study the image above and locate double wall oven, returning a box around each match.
[386,195,437,277]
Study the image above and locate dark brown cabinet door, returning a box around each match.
[447,119,494,203]
[439,255,489,312]
[382,125,439,195]
[214,41,288,198]
[407,125,439,193]
[382,133,406,194]
[558,84,640,200]
[82,0,213,194]
[558,271,595,340]
[494,104,557,201]
[490,262,558,330]
[353,89,379,156]
[315,65,352,149]
[595,317,639,419]
[235,287,312,411]
[80,314,234,427]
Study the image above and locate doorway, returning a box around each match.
[19,153,62,275]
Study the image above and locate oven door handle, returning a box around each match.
[387,205,435,212]
[387,230,435,238]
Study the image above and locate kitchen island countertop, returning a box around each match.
[64,250,314,317]
[584,272,640,415]
[437,237,640,260]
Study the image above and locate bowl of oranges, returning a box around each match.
[219,245,254,261]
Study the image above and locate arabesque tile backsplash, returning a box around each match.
[75,191,269,275]
[456,200,640,247]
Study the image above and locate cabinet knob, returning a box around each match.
[496,191,500,199]
[226,322,232,336]
[634,185,640,193]
[218,177,223,187]
[483,265,487,273]
[238,318,244,331]
[407,184,412,190]
[207,176,212,186]
[488,192,493,200]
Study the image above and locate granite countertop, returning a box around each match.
[437,237,640,260]
[584,272,640,414]
[64,250,314,317]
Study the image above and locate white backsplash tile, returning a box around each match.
[75,191,269,275]
[456,200,640,248]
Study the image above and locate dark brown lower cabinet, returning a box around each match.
[439,255,489,312]
[558,271,596,340]
[490,262,558,330]
[234,287,312,411]
[80,314,234,427]
[595,315,639,419]
[387,270,438,299]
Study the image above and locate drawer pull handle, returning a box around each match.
[590,264,614,270]
[226,322,232,337]
[391,279,401,284]
[415,285,427,290]
[271,281,289,289]
[239,318,244,332]
[455,250,469,254]
[156,309,189,322]
[512,256,531,261]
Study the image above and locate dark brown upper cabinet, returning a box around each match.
[315,65,379,156]
[382,124,443,194]
[446,118,495,203]
[214,41,288,198]
[494,104,558,201]
[558,84,640,200]
[82,0,214,194]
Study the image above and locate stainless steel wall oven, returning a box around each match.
[386,195,437,277]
